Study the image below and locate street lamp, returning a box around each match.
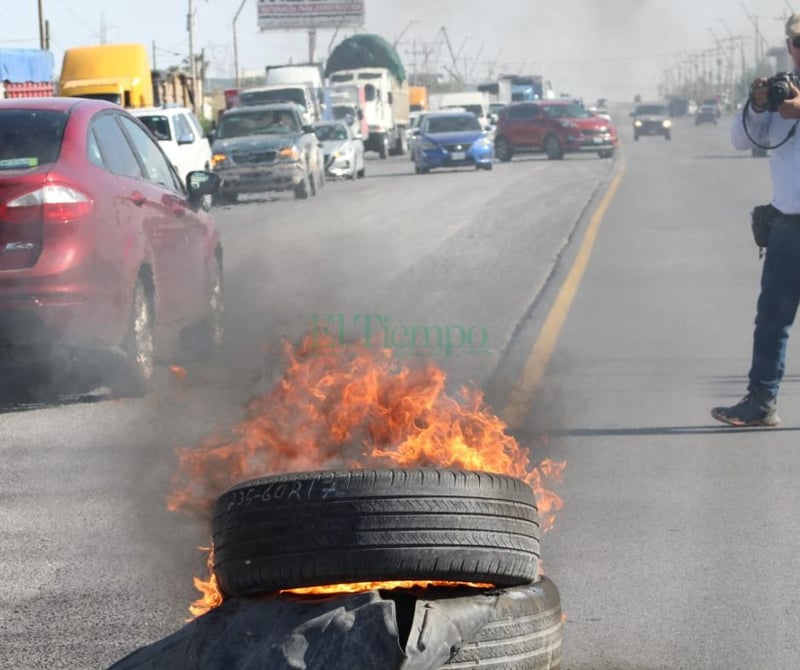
[233,0,248,88]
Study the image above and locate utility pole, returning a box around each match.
[233,0,247,87]
[308,29,317,63]
[188,0,197,113]
[152,40,156,69]
[740,3,768,69]
[37,0,46,50]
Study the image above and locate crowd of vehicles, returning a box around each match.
[5,32,727,398]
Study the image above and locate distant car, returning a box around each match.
[701,98,722,118]
[209,102,325,203]
[313,120,365,179]
[412,111,494,173]
[695,104,718,125]
[0,97,223,396]
[631,103,672,140]
[129,106,212,182]
[589,106,613,122]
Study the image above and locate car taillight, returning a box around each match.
[2,184,92,224]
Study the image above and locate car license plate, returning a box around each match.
[451,151,466,160]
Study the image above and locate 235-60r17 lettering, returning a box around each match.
[211,468,542,598]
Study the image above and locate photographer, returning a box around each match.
[711,13,800,427]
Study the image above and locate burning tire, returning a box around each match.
[444,576,562,669]
[212,468,541,598]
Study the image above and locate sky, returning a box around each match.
[1,0,796,102]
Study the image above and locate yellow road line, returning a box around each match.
[502,157,627,429]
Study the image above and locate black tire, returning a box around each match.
[201,257,224,355]
[212,192,237,206]
[212,469,541,598]
[634,133,639,141]
[665,133,671,141]
[598,149,614,159]
[294,173,310,200]
[544,134,563,160]
[357,165,365,178]
[378,134,389,159]
[443,577,562,670]
[495,136,513,162]
[109,279,154,398]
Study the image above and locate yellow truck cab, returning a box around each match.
[59,43,153,108]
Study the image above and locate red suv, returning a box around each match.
[494,100,618,161]
[0,98,223,396]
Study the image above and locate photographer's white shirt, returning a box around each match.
[732,102,800,214]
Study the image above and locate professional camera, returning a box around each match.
[764,72,800,112]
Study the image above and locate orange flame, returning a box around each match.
[169,365,188,380]
[282,581,494,595]
[168,332,565,618]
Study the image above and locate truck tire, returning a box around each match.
[378,134,389,159]
[443,577,562,669]
[212,469,541,598]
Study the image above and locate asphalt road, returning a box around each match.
[3,110,795,670]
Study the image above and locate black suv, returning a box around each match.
[630,103,672,141]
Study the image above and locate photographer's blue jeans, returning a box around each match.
[749,215,800,400]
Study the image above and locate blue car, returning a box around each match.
[412,111,494,174]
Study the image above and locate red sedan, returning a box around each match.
[0,97,223,396]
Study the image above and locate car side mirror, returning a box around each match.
[177,133,195,145]
[186,170,220,206]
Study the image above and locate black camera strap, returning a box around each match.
[742,98,799,150]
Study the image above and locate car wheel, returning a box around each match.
[665,133,671,140]
[598,149,614,159]
[109,279,154,398]
[294,173,310,200]
[378,134,389,159]
[200,257,224,355]
[357,164,365,178]
[634,133,640,141]
[544,134,564,160]
[212,468,541,598]
[495,136,513,162]
[212,192,237,206]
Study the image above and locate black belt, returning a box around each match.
[776,211,800,222]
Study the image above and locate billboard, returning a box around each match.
[258,0,365,31]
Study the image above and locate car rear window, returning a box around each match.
[0,109,67,169]
[137,115,172,141]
